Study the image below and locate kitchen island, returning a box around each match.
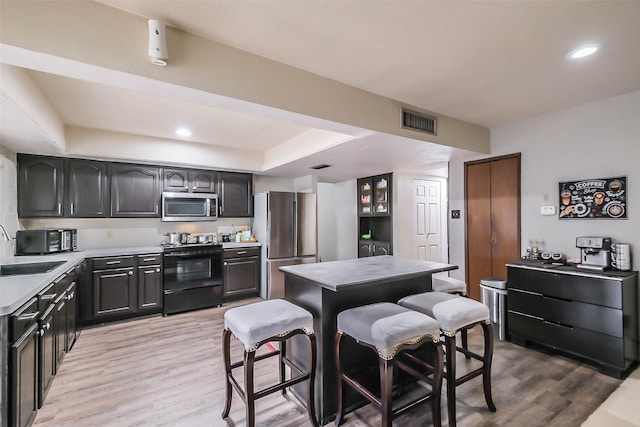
[280,255,456,425]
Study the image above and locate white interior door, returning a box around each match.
[413,178,447,263]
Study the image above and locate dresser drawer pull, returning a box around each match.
[40,294,57,301]
[106,260,121,265]
[542,295,572,303]
[509,310,543,321]
[18,312,39,321]
[236,251,247,255]
[142,258,157,262]
[544,320,574,330]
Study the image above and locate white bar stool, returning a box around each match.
[398,292,496,427]
[221,299,318,427]
[335,302,444,427]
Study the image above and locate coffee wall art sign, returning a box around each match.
[559,176,627,219]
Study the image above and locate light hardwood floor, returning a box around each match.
[34,298,623,427]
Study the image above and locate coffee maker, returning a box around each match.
[576,236,612,271]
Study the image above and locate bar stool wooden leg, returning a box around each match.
[461,329,470,358]
[444,334,457,427]
[481,322,496,412]
[244,350,256,427]
[334,331,346,427]
[221,328,233,419]
[279,340,287,396]
[380,358,394,427]
[306,334,319,427]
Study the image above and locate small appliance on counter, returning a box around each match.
[576,236,612,271]
[15,228,77,255]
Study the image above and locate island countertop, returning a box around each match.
[279,255,457,292]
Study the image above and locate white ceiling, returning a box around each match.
[3,0,640,181]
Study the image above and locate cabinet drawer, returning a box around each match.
[223,247,259,259]
[509,288,623,337]
[137,254,162,266]
[508,311,625,368]
[38,282,58,312]
[10,297,39,343]
[508,267,622,308]
[93,255,135,270]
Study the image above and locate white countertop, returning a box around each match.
[1,246,163,316]
[221,242,261,249]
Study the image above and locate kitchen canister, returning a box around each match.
[611,243,631,271]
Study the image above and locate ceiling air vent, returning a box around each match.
[402,109,437,135]
[310,164,332,170]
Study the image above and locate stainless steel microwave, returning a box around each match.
[161,192,218,222]
[15,229,77,255]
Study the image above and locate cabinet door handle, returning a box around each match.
[18,312,39,321]
[39,329,46,337]
[58,203,62,215]
[46,322,51,330]
[224,262,228,266]
[155,204,159,215]
[41,294,57,301]
[184,185,189,190]
[128,271,134,276]
[156,268,160,273]
[70,203,75,215]
[142,258,156,262]
[106,260,121,265]
[236,251,247,255]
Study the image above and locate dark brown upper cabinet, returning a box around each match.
[109,163,162,217]
[218,172,253,217]
[163,168,217,193]
[18,154,65,218]
[66,159,108,217]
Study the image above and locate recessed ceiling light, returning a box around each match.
[567,43,602,60]
[175,127,192,137]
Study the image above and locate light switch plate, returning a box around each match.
[540,205,556,216]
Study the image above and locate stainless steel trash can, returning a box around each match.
[480,278,508,341]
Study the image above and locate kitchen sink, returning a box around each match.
[0,261,66,276]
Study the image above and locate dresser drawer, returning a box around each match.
[508,311,625,368]
[509,288,623,337]
[508,267,622,308]
[93,255,135,270]
[137,254,162,266]
[223,247,260,259]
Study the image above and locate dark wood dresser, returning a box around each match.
[507,262,638,378]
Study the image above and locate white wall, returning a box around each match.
[449,90,640,282]
[0,150,19,260]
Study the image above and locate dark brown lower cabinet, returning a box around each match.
[53,294,67,372]
[92,258,137,320]
[359,240,390,257]
[38,304,56,408]
[137,254,162,313]
[223,248,260,298]
[507,264,638,378]
[10,323,39,427]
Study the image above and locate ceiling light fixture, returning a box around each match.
[567,43,602,60]
[175,128,192,137]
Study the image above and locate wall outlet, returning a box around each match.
[540,206,556,216]
[451,209,461,219]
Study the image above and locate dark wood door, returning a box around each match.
[65,281,77,351]
[54,295,67,372]
[10,323,39,427]
[218,172,253,217]
[163,168,190,192]
[223,256,259,297]
[67,159,108,217]
[92,268,137,319]
[38,305,55,408]
[137,265,162,311]
[190,170,217,193]
[109,164,161,217]
[465,154,520,301]
[17,154,64,217]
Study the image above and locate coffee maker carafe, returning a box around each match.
[576,236,611,271]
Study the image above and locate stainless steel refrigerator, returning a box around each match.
[253,192,317,299]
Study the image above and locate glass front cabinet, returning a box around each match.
[358,174,391,216]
